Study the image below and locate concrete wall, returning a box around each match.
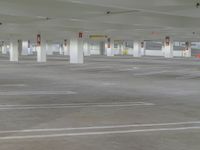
[145,50,163,56]
[145,50,184,57]
[90,44,100,55]
[46,44,60,55]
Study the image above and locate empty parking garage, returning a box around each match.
[1,0,200,150]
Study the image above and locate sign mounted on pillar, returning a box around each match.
[37,34,41,46]
[28,40,31,49]
[163,36,173,58]
[165,36,170,46]
[141,41,144,48]
[107,38,111,48]
[185,41,189,50]
[89,35,107,40]
[79,32,83,38]
[64,39,67,46]
[183,41,191,58]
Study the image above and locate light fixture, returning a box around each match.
[196,0,200,8]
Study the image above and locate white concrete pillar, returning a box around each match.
[46,44,53,55]
[2,46,7,54]
[36,34,46,62]
[59,44,64,55]
[21,41,29,55]
[161,41,165,55]
[119,41,124,55]
[83,41,91,56]
[70,38,84,64]
[10,40,19,62]
[27,40,33,55]
[1,41,7,54]
[37,42,47,62]
[184,41,192,57]
[163,36,173,58]
[106,38,114,56]
[63,40,69,56]
[0,42,4,54]
[133,41,141,57]
[63,45,69,56]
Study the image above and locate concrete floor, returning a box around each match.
[0,55,200,150]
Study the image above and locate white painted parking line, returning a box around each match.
[119,67,140,71]
[0,102,153,107]
[0,102,155,110]
[101,82,117,86]
[70,66,112,71]
[1,126,200,140]
[134,70,169,76]
[0,91,77,96]
[0,121,199,134]
[0,84,27,87]
[176,74,200,80]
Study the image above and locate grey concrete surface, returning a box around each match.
[0,55,200,150]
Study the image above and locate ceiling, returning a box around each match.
[0,0,200,42]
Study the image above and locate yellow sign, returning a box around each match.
[89,35,107,40]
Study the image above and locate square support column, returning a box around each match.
[64,45,69,56]
[70,38,84,64]
[133,41,142,57]
[1,45,7,54]
[106,38,114,56]
[20,41,29,56]
[1,41,7,54]
[141,41,146,56]
[63,40,69,56]
[119,41,125,55]
[36,34,46,62]
[10,40,19,62]
[163,36,173,58]
[46,44,53,55]
[184,41,191,57]
[59,44,64,55]
[83,41,91,56]
[37,41,47,62]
